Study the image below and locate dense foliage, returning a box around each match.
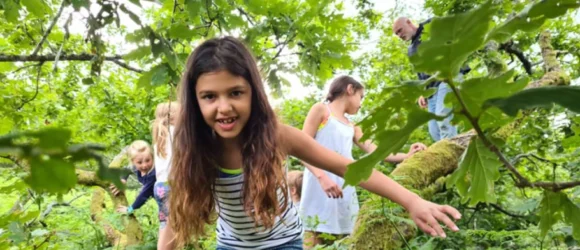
[1,0,579,249]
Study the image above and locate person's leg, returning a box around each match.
[434,83,457,140]
[155,182,171,250]
[427,94,441,142]
[303,231,322,249]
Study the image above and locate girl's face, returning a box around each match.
[345,86,364,115]
[132,152,153,172]
[196,70,252,140]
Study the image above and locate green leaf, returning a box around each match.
[163,47,178,70]
[82,78,95,85]
[344,108,438,186]
[185,0,201,20]
[33,128,71,150]
[168,24,197,40]
[539,191,566,238]
[410,1,496,79]
[563,197,580,241]
[488,0,580,43]
[25,157,77,194]
[485,86,580,117]
[447,137,502,206]
[450,70,529,130]
[70,0,90,11]
[123,46,151,60]
[8,222,26,244]
[139,64,169,89]
[137,70,153,89]
[151,64,169,86]
[2,0,21,22]
[21,0,51,17]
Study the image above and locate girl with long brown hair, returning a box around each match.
[162,36,461,250]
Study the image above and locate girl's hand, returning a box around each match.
[408,143,427,156]
[109,179,127,196]
[110,184,122,196]
[317,174,343,199]
[116,206,128,213]
[406,197,461,238]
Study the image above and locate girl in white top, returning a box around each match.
[151,101,180,249]
[300,76,427,247]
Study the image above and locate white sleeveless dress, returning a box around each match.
[299,104,359,234]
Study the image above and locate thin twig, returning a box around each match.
[31,0,67,56]
[490,204,527,218]
[110,59,143,73]
[17,63,43,110]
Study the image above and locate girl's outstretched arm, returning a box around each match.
[281,124,461,238]
[353,126,427,163]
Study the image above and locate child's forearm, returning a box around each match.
[359,169,421,210]
[384,153,409,163]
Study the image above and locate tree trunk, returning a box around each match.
[78,147,144,247]
[349,30,569,249]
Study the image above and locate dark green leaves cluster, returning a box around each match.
[0,128,128,194]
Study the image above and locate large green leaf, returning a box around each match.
[488,0,580,43]
[2,0,21,22]
[563,196,580,241]
[485,86,580,117]
[21,0,51,17]
[539,191,580,240]
[410,1,496,79]
[447,137,502,206]
[168,24,198,40]
[123,46,151,60]
[344,108,438,186]
[24,157,77,194]
[34,127,71,150]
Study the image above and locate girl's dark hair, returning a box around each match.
[169,36,287,247]
[325,75,364,102]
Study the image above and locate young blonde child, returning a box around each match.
[151,101,180,248]
[287,170,304,209]
[160,36,461,250]
[112,140,156,215]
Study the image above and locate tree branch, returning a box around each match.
[110,59,144,73]
[31,0,67,56]
[39,192,86,220]
[489,204,528,218]
[500,41,533,76]
[0,53,123,62]
[0,53,145,73]
[16,63,43,110]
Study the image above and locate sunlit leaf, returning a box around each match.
[21,0,51,17]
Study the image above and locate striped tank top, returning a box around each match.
[214,171,303,249]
